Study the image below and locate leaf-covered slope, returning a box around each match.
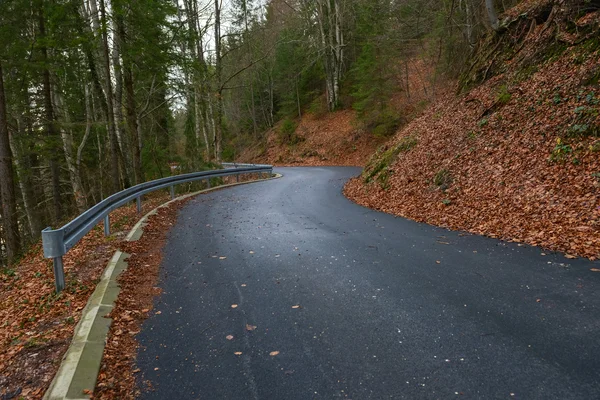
[345,0,600,259]
[239,109,385,166]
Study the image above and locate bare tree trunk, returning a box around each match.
[214,0,223,162]
[0,61,21,263]
[112,14,134,183]
[486,0,500,31]
[316,0,343,111]
[465,0,476,49]
[98,0,121,193]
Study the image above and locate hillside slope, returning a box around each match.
[238,109,383,166]
[345,0,600,259]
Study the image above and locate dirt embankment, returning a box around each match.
[345,0,600,259]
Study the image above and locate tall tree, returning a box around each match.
[214,0,223,161]
[38,1,64,222]
[0,61,21,263]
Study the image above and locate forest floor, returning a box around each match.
[345,3,600,260]
[0,192,173,399]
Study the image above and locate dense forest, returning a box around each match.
[0,0,522,265]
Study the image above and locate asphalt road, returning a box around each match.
[137,167,600,400]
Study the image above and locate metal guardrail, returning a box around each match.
[222,162,267,168]
[42,164,273,292]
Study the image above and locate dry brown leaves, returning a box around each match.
[0,192,170,400]
[239,108,385,167]
[94,196,193,399]
[345,12,600,260]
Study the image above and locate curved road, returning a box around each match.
[137,167,600,399]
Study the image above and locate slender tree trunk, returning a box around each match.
[486,0,500,31]
[98,0,121,193]
[54,90,88,213]
[39,6,63,223]
[10,120,40,239]
[115,11,143,185]
[296,77,302,118]
[465,0,476,50]
[316,0,342,111]
[0,62,21,263]
[77,84,93,187]
[214,0,223,162]
[111,13,134,184]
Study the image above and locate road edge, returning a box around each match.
[43,173,281,400]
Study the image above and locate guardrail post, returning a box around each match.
[53,257,65,292]
[136,196,142,213]
[42,227,66,293]
[236,173,240,183]
[104,214,110,236]
[170,185,175,199]
[206,178,211,189]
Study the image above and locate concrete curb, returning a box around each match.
[43,173,281,399]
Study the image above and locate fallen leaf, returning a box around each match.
[219,256,227,260]
[249,251,255,254]
[226,335,234,340]
[231,304,238,309]
[269,351,280,356]
[565,254,576,259]
[234,351,243,356]
[590,268,600,272]
[245,324,257,331]
[155,311,162,315]
[241,283,247,287]
[436,260,441,264]
[291,305,301,309]
[83,389,93,395]
[536,299,541,303]
[154,367,159,371]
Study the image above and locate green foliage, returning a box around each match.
[308,96,328,118]
[363,136,418,183]
[496,85,512,104]
[272,28,325,119]
[433,168,452,189]
[478,118,489,127]
[350,42,401,137]
[549,138,573,162]
[566,93,599,138]
[277,118,303,145]
[467,130,479,140]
